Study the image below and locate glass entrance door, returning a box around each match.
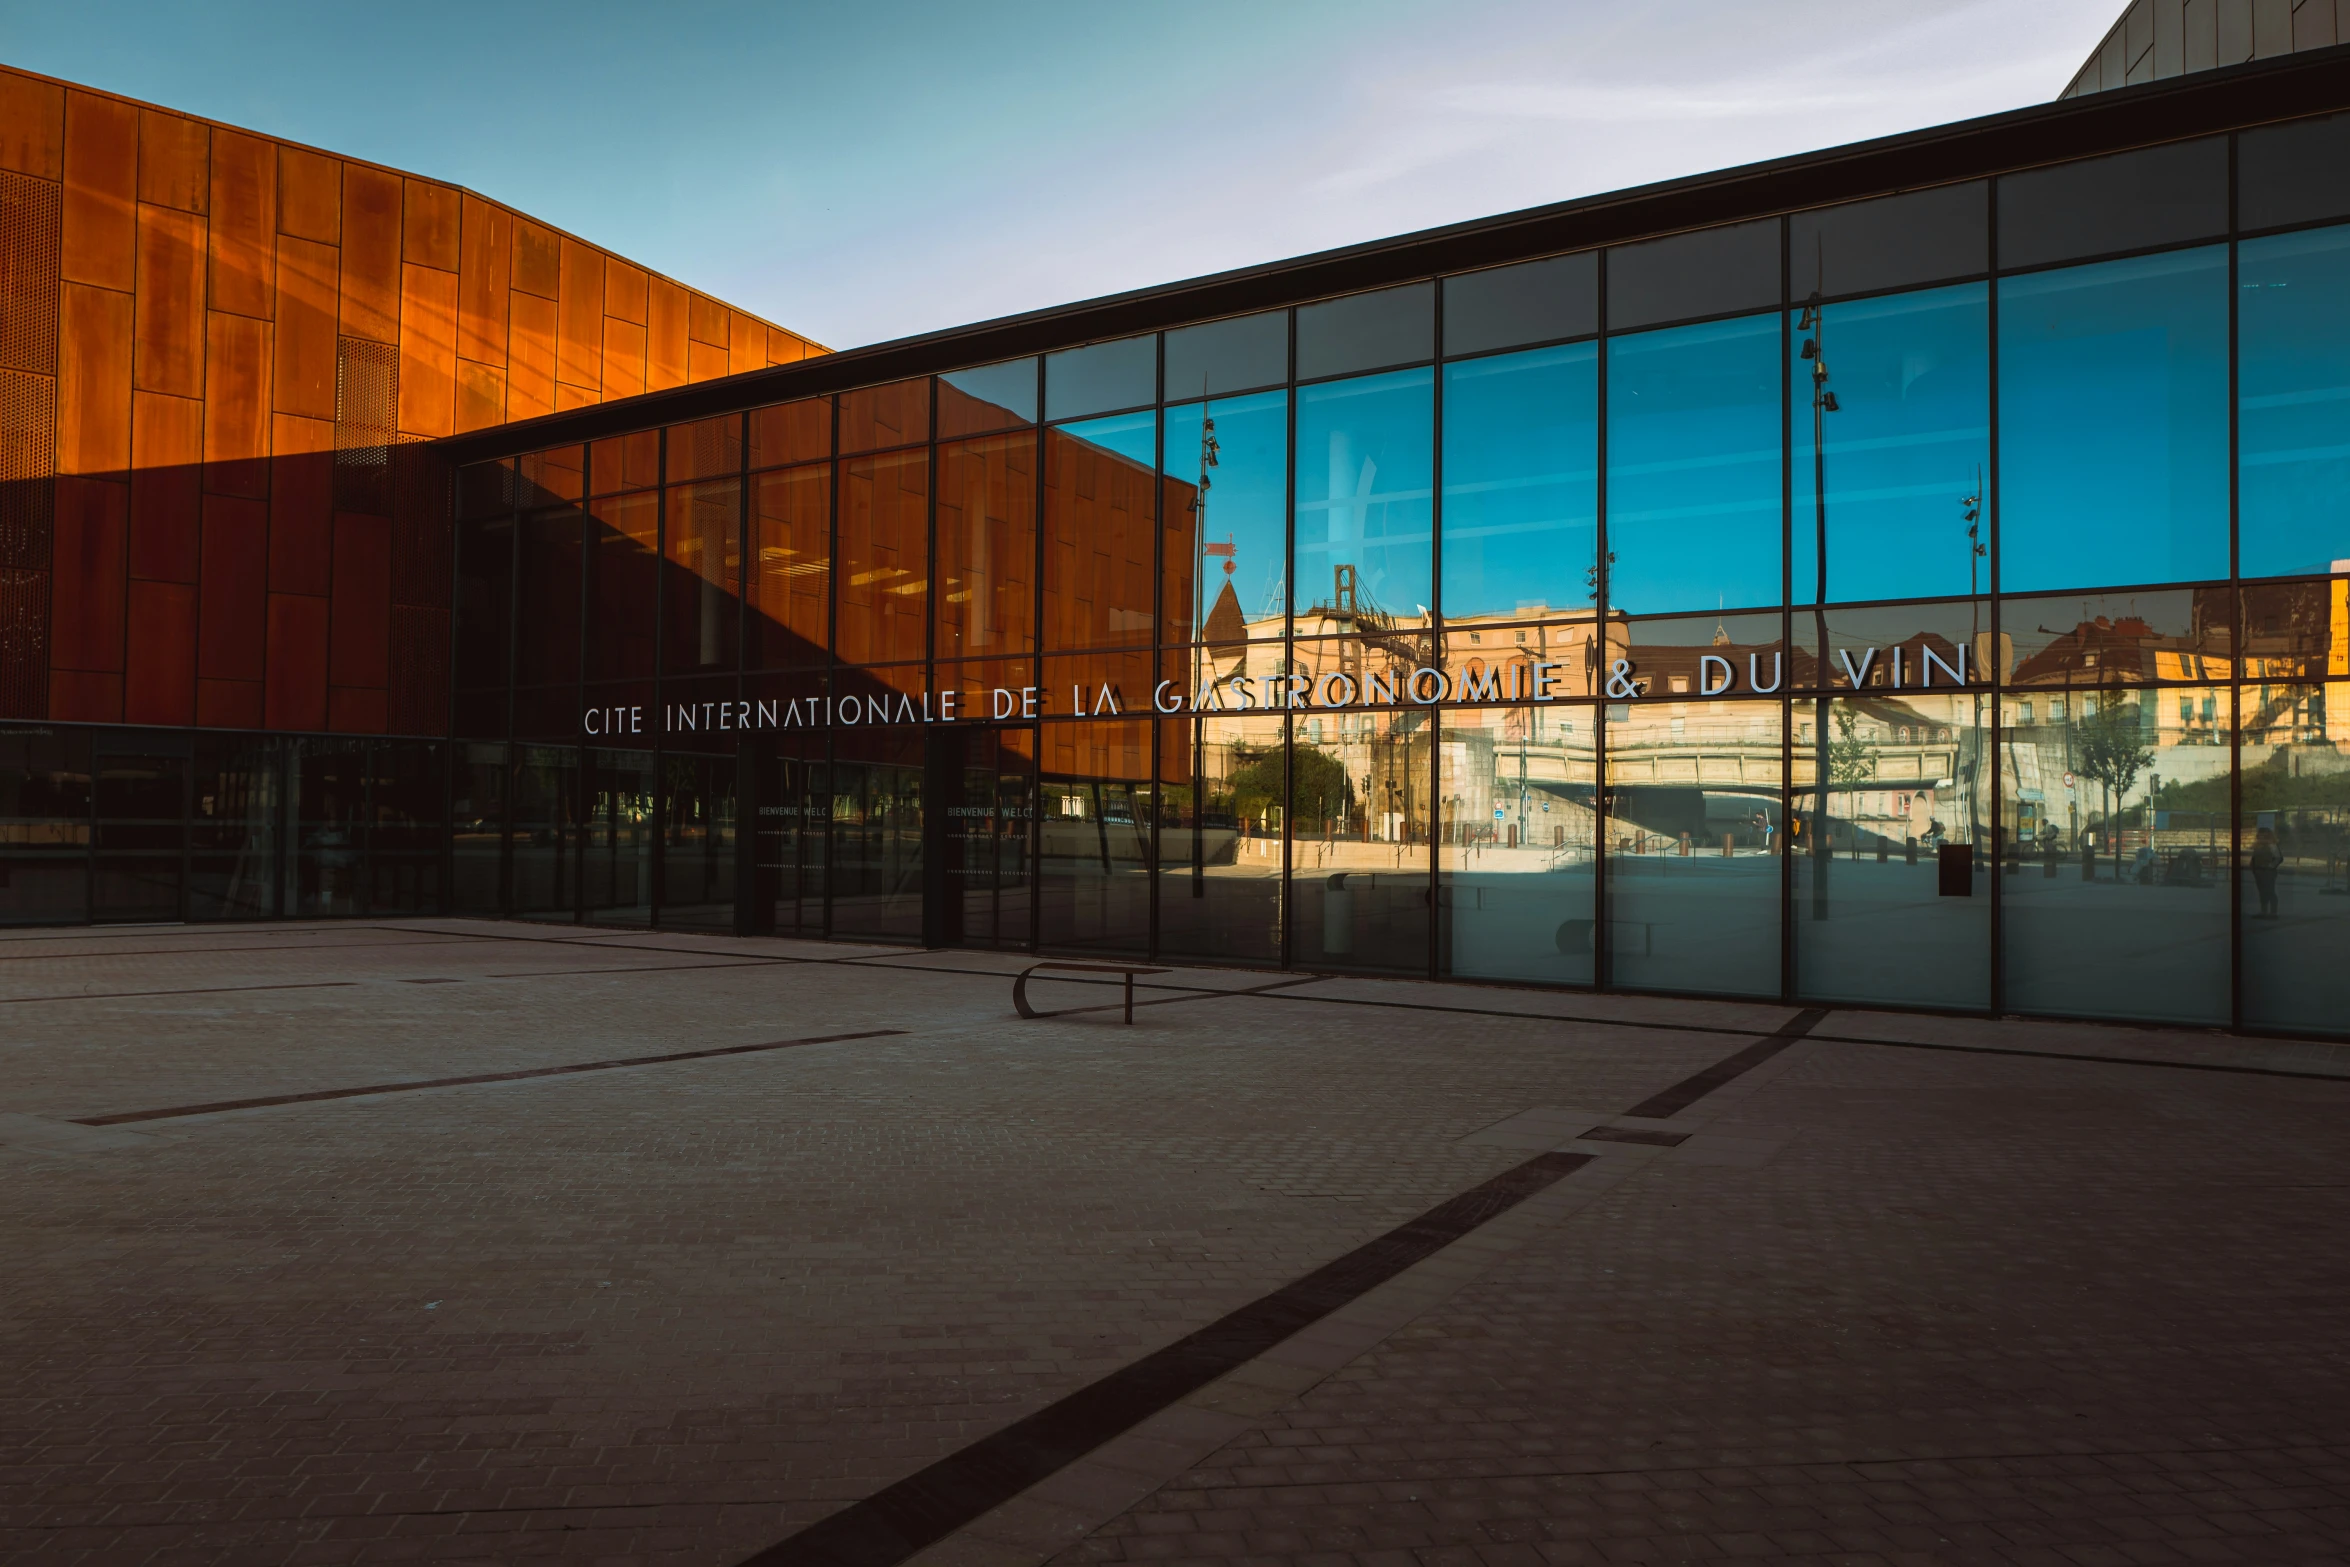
[92,745,186,922]
[828,731,925,944]
[945,725,1034,949]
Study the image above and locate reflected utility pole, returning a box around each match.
[1190,405,1220,900]
[1798,293,1838,919]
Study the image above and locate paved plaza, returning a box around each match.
[2,921,2347,1567]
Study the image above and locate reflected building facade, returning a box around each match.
[8,48,2350,1037]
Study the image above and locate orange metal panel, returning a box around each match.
[646,277,689,391]
[688,291,728,348]
[687,339,728,384]
[327,684,387,733]
[49,474,127,672]
[271,234,337,418]
[401,178,459,270]
[0,68,64,179]
[56,280,131,477]
[206,129,275,318]
[605,259,647,325]
[768,326,809,365]
[60,91,136,291]
[196,678,263,729]
[454,358,505,433]
[263,591,328,729]
[397,262,458,437]
[49,668,122,723]
[556,238,602,388]
[602,317,646,399]
[511,218,558,298]
[128,390,200,583]
[456,194,508,362]
[133,203,204,397]
[135,109,207,213]
[268,412,333,596]
[329,510,391,689]
[338,163,400,342]
[554,382,595,412]
[198,492,267,682]
[123,578,196,724]
[201,310,270,498]
[276,143,339,243]
[507,291,556,419]
[729,310,764,376]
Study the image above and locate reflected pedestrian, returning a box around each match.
[2250,826,2282,919]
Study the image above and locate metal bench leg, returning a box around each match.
[1012,964,1041,1019]
[1123,973,1134,1025]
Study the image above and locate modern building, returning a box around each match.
[3,44,2349,1038]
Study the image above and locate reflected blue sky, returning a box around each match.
[1165,393,1288,634]
[1442,343,1596,620]
[1297,369,1435,623]
[2240,223,2350,580]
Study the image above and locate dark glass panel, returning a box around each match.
[1998,248,2228,594]
[1787,183,1988,301]
[938,358,1038,436]
[836,450,930,666]
[2236,679,2350,1035]
[937,431,1038,659]
[1045,336,1155,422]
[2239,111,2350,232]
[1044,413,1155,652]
[1290,705,1430,975]
[2239,223,2350,579]
[1602,697,1782,997]
[588,429,659,495]
[588,493,660,681]
[513,684,580,742]
[1997,138,2227,269]
[1162,391,1287,647]
[453,688,508,743]
[2003,587,2233,687]
[750,729,826,938]
[517,444,584,506]
[659,749,736,932]
[1437,701,1598,987]
[1620,610,1786,700]
[93,737,188,923]
[509,743,579,920]
[1164,310,1286,401]
[514,505,582,688]
[290,739,366,918]
[749,396,832,469]
[1791,692,1989,1010]
[1037,718,1152,956]
[1296,368,1433,635]
[367,740,446,915]
[1440,343,1596,621]
[838,377,930,454]
[188,735,279,920]
[2242,578,2346,683]
[1790,283,1989,604]
[939,723,1032,951]
[2001,684,2230,1026]
[665,413,743,483]
[583,746,654,925]
[453,512,512,692]
[662,479,742,676]
[749,463,831,671]
[1793,599,1989,694]
[1442,253,1597,359]
[1607,219,1780,332]
[450,741,505,915]
[1606,313,1782,613]
[458,458,512,520]
[1157,713,1284,966]
[826,727,925,945]
[0,727,91,925]
[1295,283,1433,382]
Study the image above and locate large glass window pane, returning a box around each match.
[1791,284,1989,604]
[1165,311,1286,401]
[1607,220,1779,331]
[1045,337,1155,422]
[188,736,280,921]
[367,740,445,916]
[516,445,583,508]
[839,378,929,455]
[659,750,735,932]
[2004,587,2234,688]
[663,479,741,676]
[1788,183,1988,300]
[93,744,185,923]
[588,493,659,681]
[938,724,1032,951]
[1297,284,1433,381]
[1038,718,1152,956]
[1045,413,1154,652]
[1997,139,2227,269]
[1998,247,2228,593]
[509,744,578,920]
[2239,224,2350,579]
[938,432,1038,658]
[1606,314,1782,613]
[827,729,925,945]
[584,747,654,926]
[749,397,831,470]
[514,506,581,687]
[1443,254,1596,359]
[1296,369,1433,635]
[1438,701,1598,986]
[1603,698,1782,997]
[2239,111,2350,233]
[453,512,512,705]
[939,358,1037,436]
[290,739,366,918]
[589,430,659,495]
[1792,693,1989,1010]
[451,741,505,915]
[0,728,90,925]
[749,463,830,670]
[836,450,930,667]
[1163,391,1288,647]
[1441,343,1596,622]
[2237,674,2349,1035]
[2000,684,2230,1025]
[1290,707,1430,976]
[1157,713,1284,966]
[750,731,825,938]
[666,414,743,483]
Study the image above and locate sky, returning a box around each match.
[1,0,2123,350]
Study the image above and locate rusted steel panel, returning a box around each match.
[401,178,458,271]
[456,193,508,362]
[272,234,337,418]
[268,411,333,596]
[277,143,339,243]
[57,279,131,476]
[136,108,207,213]
[207,129,275,318]
[0,69,64,180]
[338,164,400,342]
[127,389,200,582]
[60,91,135,290]
[201,310,270,497]
[133,203,204,396]
[397,261,458,437]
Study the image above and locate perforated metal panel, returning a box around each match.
[0,566,49,719]
[0,171,61,376]
[333,336,400,515]
[0,367,55,573]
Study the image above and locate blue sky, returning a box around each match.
[2,0,2121,349]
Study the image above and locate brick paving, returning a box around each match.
[0,920,2345,1566]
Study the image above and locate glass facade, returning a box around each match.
[12,102,2350,1041]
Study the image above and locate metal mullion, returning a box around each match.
[823,394,841,943]
[1779,215,1797,1004]
[1592,251,1611,993]
[1149,331,1165,963]
[1031,356,1046,955]
[1428,276,1444,982]
[2227,132,2244,1032]
[1987,181,2005,1014]
[646,427,669,930]
[1281,308,1297,971]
